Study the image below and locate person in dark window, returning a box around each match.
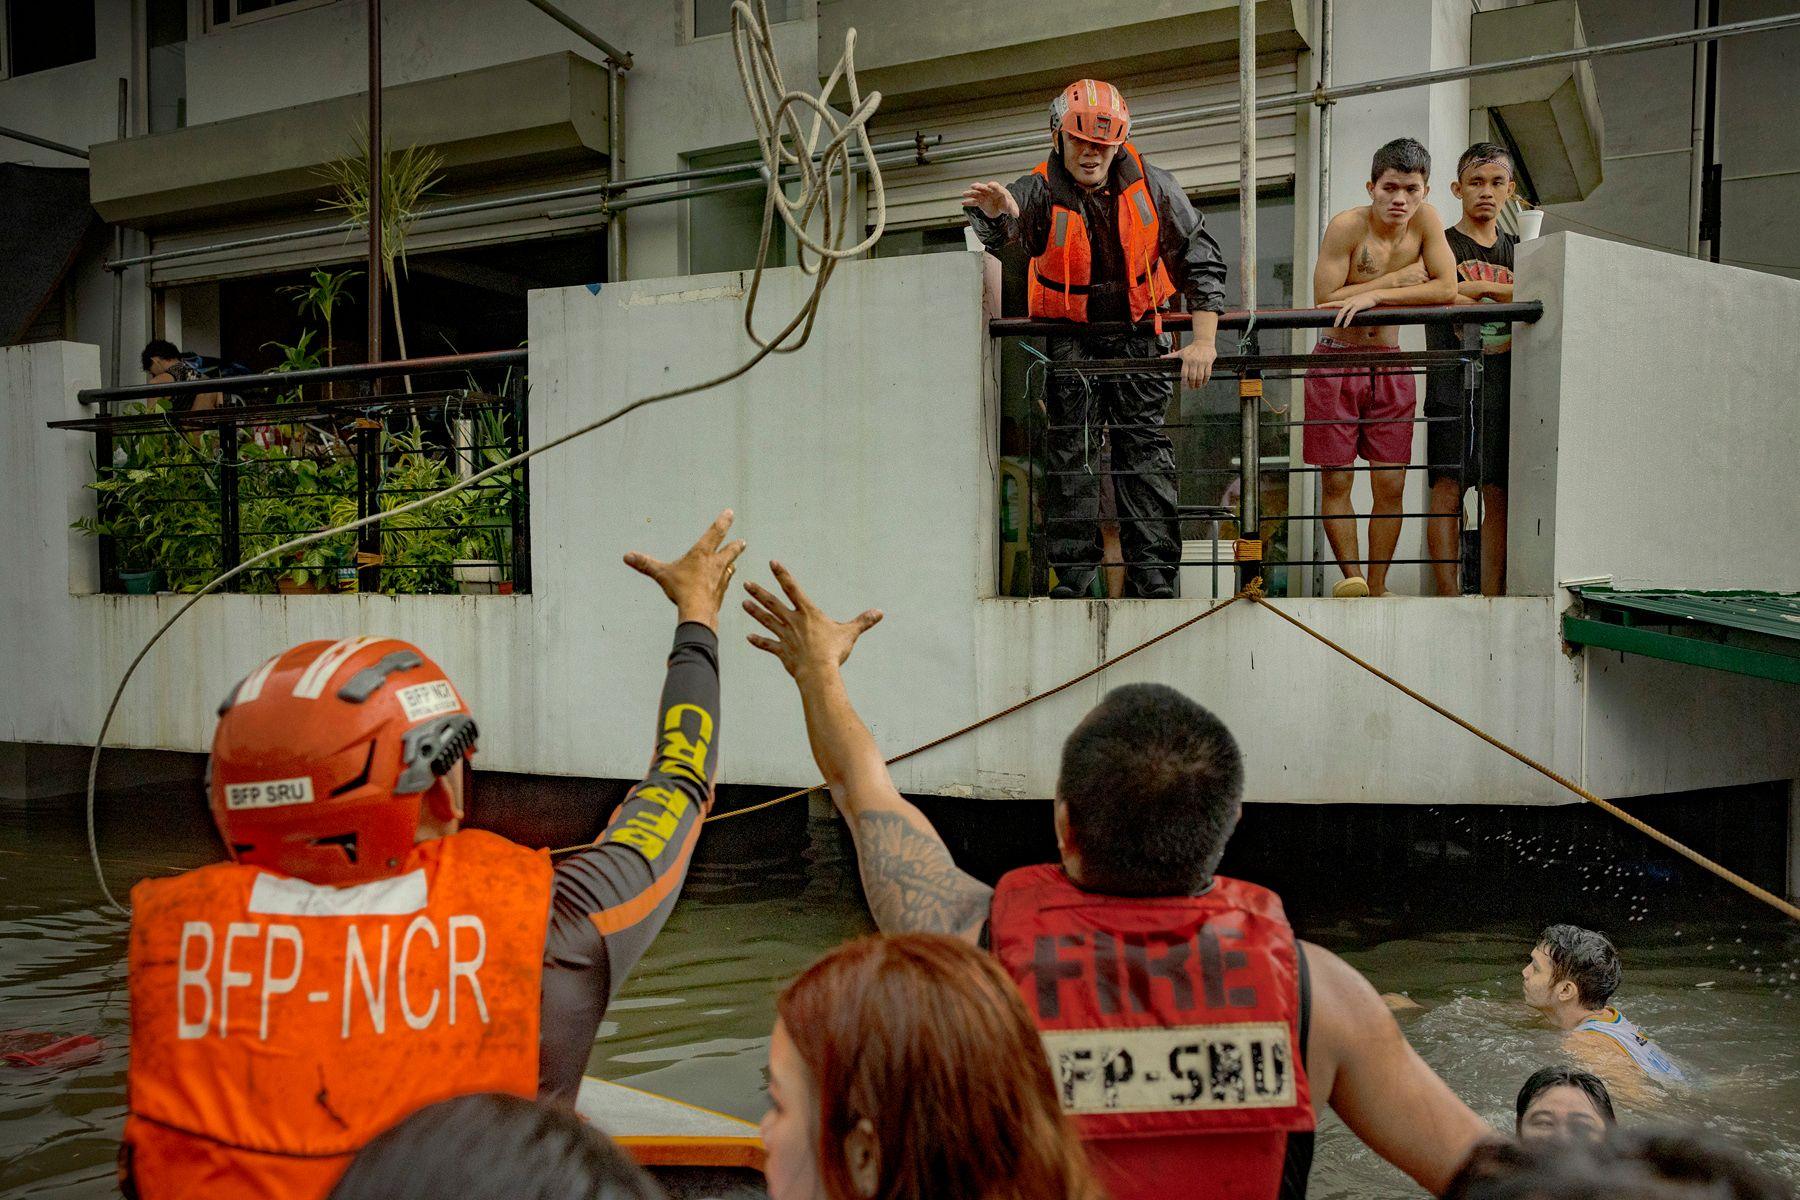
[140,337,231,413]
[964,80,1228,599]
[119,512,744,1200]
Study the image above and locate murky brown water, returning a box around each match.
[3,789,1796,1197]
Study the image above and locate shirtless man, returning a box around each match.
[744,563,1494,1200]
[1308,138,1457,597]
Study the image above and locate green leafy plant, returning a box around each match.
[282,267,360,372]
[73,432,223,591]
[318,134,444,377]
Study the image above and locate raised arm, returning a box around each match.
[537,511,744,1100]
[1306,943,1494,1195]
[744,563,992,941]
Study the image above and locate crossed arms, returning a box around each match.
[1313,207,1458,326]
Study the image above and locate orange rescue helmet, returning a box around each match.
[208,636,478,885]
[1050,78,1131,147]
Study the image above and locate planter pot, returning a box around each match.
[277,578,325,595]
[118,569,161,595]
[453,559,502,596]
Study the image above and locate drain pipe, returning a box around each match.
[1687,0,1707,258]
[608,61,625,281]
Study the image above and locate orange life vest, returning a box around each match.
[990,864,1314,1200]
[1027,142,1177,330]
[123,828,553,1200]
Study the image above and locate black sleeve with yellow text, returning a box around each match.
[536,622,719,1102]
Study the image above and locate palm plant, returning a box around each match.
[318,135,443,387]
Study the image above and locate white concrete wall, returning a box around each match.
[1510,231,1800,594]
[5,251,1796,806]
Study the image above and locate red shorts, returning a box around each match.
[1302,337,1417,467]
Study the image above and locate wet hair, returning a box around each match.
[1457,142,1514,181]
[326,1093,664,1200]
[1515,1065,1616,1133]
[1370,137,1431,183]
[1538,924,1622,1009]
[1445,1128,1792,1200]
[777,934,1096,1200]
[1057,684,1243,896]
[140,338,179,373]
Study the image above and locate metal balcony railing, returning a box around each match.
[49,350,529,596]
[990,302,1543,598]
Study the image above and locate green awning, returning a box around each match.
[1563,588,1800,685]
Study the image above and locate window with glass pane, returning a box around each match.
[211,0,325,26]
[683,146,788,275]
[694,0,792,38]
[6,0,96,77]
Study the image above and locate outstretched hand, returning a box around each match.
[961,181,1019,220]
[624,510,746,632]
[742,561,883,680]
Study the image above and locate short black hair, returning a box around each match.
[1445,1128,1792,1200]
[1457,142,1514,180]
[1538,924,1622,1009]
[140,338,179,373]
[1515,1065,1616,1133]
[1057,684,1243,896]
[1371,137,1431,183]
[327,1093,663,1200]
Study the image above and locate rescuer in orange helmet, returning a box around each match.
[963,79,1228,600]
[120,512,745,1200]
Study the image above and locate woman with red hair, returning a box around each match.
[762,933,1097,1200]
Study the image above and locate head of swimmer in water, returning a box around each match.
[1514,1065,1616,1146]
[762,934,1094,1200]
[1523,924,1622,1026]
[1050,684,1244,897]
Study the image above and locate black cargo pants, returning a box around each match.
[1044,330,1180,595]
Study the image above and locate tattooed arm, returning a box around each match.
[743,562,992,942]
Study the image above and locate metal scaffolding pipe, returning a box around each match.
[520,0,632,69]
[1237,0,1260,592]
[608,61,626,280]
[76,348,529,406]
[103,135,940,272]
[0,124,89,160]
[367,0,384,366]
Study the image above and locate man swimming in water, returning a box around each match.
[1522,924,1686,1094]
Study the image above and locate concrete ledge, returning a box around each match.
[90,52,610,230]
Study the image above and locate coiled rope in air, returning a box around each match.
[84,0,886,917]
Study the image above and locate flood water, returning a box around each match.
[3,785,1796,1198]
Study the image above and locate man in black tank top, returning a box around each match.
[1424,143,1520,596]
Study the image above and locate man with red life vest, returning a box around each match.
[963,79,1227,600]
[742,561,1495,1200]
[120,511,745,1200]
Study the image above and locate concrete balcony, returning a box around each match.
[817,0,1308,111]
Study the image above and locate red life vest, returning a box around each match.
[123,828,552,1200]
[989,864,1314,1200]
[1028,141,1177,330]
